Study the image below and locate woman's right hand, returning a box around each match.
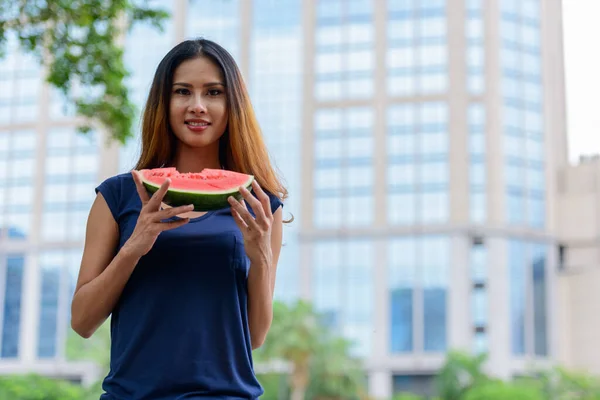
[124,170,194,258]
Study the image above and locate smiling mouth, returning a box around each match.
[185,121,210,127]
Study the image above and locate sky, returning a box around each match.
[562,0,600,163]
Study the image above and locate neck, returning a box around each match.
[172,142,221,173]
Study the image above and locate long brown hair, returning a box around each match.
[135,38,290,219]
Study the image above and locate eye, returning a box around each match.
[208,89,223,96]
[174,88,190,95]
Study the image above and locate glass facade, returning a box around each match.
[315,0,374,101]
[387,102,449,225]
[501,0,545,228]
[250,0,302,302]
[469,104,486,223]
[389,236,449,353]
[313,239,373,357]
[42,128,99,243]
[1,254,24,358]
[387,0,447,96]
[314,107,374,228]
[0,32,41,125]
[0,129,36,239]
[466,0,484,94]
[509,239,548,357]
[186,0,240,61]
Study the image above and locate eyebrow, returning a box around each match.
[173,82,225,88]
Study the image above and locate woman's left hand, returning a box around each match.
[228,180,273,267]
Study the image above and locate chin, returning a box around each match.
[176,131,221,149]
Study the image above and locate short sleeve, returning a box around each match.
[269,192,283,214]
[95,175,123,222]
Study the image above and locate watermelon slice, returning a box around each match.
[139,167,254,211]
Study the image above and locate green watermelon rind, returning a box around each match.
[141,175,254,212]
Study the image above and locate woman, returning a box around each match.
[70,38,288,399]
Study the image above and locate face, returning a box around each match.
[169,56,228,151]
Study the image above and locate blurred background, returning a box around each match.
[0,0,599,399]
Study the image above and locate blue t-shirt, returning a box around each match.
[94,172,283,400]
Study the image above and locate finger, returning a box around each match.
[252,180,273,219]
[156,204,194,221]
[229,196,259,231]
[159,217,190,231]
[131,170,150,204]
[231,208,248,231]
[239,185,267,223]
[148,178,171,210]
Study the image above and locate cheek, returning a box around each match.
[170,99,186,117]
[213,101,228,125]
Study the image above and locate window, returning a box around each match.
[0,130,36,239]
[389,237,416,352]
[315,4,374,101]
[1,254,24,358]
[509,240,526,355]
[387,1,447,96]
[43,128,99,242]
[314,107,373,228]
[38,251,62,358]
[313,239,373,357]
[501,3,545,229]
[508,240,548,357]
[388,103,449,225]
[466,0,484,93]
[389,235,449,353]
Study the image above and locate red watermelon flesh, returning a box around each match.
[139,167,254,211]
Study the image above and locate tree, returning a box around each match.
[434,350,491,400]
[306,336,368,400]
[0,0,170,144]
[257,300,369,400]
[257,300,323,400]
[530,366,600,400]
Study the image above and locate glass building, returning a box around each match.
[0,0,569,397]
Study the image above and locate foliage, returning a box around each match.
[66,317,111,374]
[0,0,170,144]
[256,373,290,400]
[258,299,369,400]
[530,366,600,400]
[0,374,86,400]
[462,380,543,400]
[434,350,490,400]
[306,336,367,399]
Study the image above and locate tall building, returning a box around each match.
[0,0,574,398]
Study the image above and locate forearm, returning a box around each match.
[71,247,141,338]
[247,260,274,349]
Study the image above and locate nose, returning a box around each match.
[188,95,207,114]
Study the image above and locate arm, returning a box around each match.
[71,173,193,338]
[70,193,140,338]
[247,207,283,349]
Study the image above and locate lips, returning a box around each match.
[185,119,211,132]
[185,120,210,127]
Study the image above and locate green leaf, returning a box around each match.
[0,0,171,144]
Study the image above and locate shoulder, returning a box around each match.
[268,192,283,214]
[260,189,284,215]
[94,172,136,220]
[95,172,135,196]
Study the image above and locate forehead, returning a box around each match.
[172,56,223,83]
